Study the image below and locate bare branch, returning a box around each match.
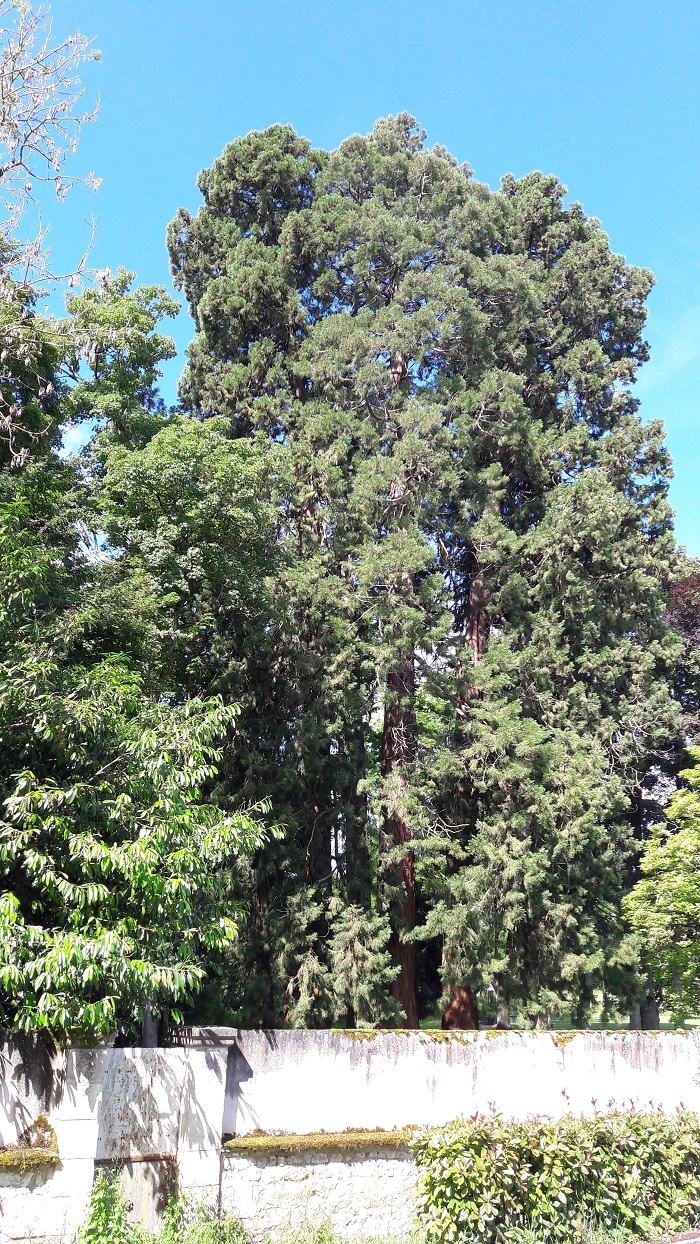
[0,1,101,464]
[0,0,101,254]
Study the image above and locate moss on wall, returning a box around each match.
[0,1147,59,1170]
[224,1128,414,1155]
[0,1114,59,1170]
[331,1028,482,1045]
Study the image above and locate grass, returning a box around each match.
[0,1146,59,1169]
[223,1129,412,1155]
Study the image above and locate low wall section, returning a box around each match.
[2,1030,700,1242]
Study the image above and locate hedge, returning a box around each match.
[411,1109,700,1243]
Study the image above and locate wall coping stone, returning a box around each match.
[0,1148,60,1171]
[224,1129,414,1155]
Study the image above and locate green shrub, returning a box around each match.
[77,1175,247,1244]
[78,1172,137,1244]
[411,1109,700,1243]
[158,1199,246,1244]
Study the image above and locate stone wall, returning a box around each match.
[2,1030,700,1242]
[0,1042,226,1244]
[221,1149,417,1241]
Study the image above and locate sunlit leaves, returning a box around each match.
[414,1111,700,1243]
[625,748,700,1025]
[0,500,275,1037]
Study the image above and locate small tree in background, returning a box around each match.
[328,902,402,1028]
[625,748,700,1025]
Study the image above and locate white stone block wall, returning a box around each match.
[3,1031,700,1241]
[0,1044,227,1244]
[221,1150,418,1241]
[0,1160,95,1244]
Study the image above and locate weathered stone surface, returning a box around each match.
[3,1031,700,1241]
[219,1028,700,1137]
[221,1149,417,1240]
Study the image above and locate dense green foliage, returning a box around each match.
[625,749,700,1024]
[412,1110,700,1242]
[0,95,694,1034]
[163,114,681,1028]
[0,497,272,1036]
[77,1114,700,1244]
[0,272,274,1039]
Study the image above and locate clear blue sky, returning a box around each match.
[49,0,700,552]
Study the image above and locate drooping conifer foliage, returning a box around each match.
[0,97,687,1036]
[162,114,680,1028]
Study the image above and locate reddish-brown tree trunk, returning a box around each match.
[385,805,418,1027]
[382,645,419,1029]
[442,985,479,1030]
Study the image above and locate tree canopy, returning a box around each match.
[162,114,681,1029]
[0,96,692,1036]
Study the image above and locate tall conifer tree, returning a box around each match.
[167,116,679,1027]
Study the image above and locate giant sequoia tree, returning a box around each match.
[162,115,680,1028]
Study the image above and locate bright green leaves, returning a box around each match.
[625,748,700,1025]
[413,1111,700,1243]
[61,270,179,447]
[0,504,273,1037]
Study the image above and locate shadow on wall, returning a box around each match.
[0,1035,63,1146]
[177,1026,282,1140]
[222,1044,256,1139]
[91,1051,215,1160]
